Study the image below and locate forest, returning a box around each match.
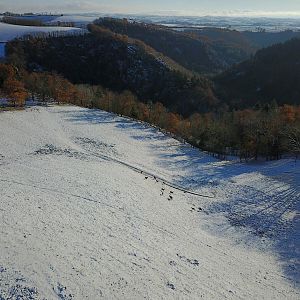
[93,18,300,75]
[215,38,300,107]
[94,18,250,74]
[1,62,299,161]
[6,27,217,116]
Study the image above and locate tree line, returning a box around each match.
[1,16,75,27]
[1,16,44,27]
[1,62,299,161]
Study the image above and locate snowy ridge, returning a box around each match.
[0,105,299,299]
[0,22,82,42]
[0,22,83,58]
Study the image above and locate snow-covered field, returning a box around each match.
[47,15,98,26]
[0,105,299,299]
[0,22,82,42]
[0,22,83,58]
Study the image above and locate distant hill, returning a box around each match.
[94,18,251,74]
[184,27,256,58]
[244,30,300,48]
[186,27,300,52]
[6,24,218,115]
[215,38,300,107]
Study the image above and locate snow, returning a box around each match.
[0,105,299,299]
[47,15,98,26]
[0,22,82,42]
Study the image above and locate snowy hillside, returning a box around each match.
[0,105,299,299]
[0,22,82,41]
[0,22,83,58]
[48,15,98,26]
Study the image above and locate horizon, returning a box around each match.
[2,11,300,19]
[1,0,300,18]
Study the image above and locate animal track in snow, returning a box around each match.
[34,144,86,160]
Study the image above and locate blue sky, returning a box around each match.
[1,0,300,16]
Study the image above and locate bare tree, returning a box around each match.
[285,126,300,161]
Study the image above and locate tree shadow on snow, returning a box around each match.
[149,139,300,286]
[61,107,300,286]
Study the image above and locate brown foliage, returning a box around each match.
[1,62,299,161]
[3,78,27,106]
